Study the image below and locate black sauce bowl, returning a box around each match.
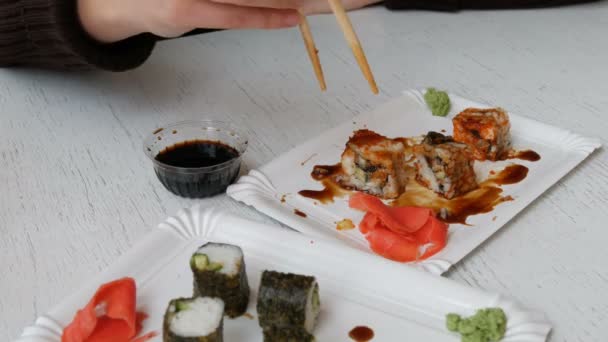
[144,120,248,198]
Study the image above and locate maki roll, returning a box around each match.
[163,297,225,342]
[257,270,321,341]
[452,107,511,161]
[190,243,250,318]
[261,326,315,342]
[414,132,478,199]
[337,129,408,199]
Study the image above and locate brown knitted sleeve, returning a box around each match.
[0,0,157,71]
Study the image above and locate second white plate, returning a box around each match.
[18,206,551,342]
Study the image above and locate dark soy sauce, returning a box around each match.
[349,326,374,341]
[154,140,240,198]
[294,209,307,218]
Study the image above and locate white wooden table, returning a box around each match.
[2,3,608,341]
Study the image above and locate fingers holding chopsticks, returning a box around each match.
[299,0,382,15]
[296,0,379,93]
[212,0,307,10]
[142,0,305,39]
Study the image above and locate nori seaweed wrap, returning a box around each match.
[190,242,250,318]
[262,326,316,342]
[163,297,224,342]
[257,270,321,341]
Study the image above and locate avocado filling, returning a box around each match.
[190,253,224,272]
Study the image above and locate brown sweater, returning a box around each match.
[0,0,599,71]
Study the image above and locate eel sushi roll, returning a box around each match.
[190,243,250,318]
[257,270,321,342]
[337,129,408,199]
[163,297,225,342]
[452,107,511,161]
[414,131,478,199]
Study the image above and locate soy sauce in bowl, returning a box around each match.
[144,120,247,198]
[156,140,239,168]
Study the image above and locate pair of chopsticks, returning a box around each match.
[298,0,378,94]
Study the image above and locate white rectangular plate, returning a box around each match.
[227,89,600,275]
[18,205,550,342]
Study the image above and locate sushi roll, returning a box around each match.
[337,129,409,199]
[452,107,511,161]
[257,270,321,341]
[163,296,225,342]
[414,131,478,199]
[261,326,316,342]
[190,243,250,318]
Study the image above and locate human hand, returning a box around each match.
[78,0,306,43]
[299,0,382,15]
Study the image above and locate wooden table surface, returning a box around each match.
[2,3,608,341]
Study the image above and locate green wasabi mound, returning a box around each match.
[446,308,507,342]
[424,88,451,117]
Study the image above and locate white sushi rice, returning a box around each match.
[415,154,441,193]
[196,243,242,275]
[169,297,224,337]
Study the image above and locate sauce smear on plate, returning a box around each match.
[299,160,530,224]
[294,209,307,218]
[506,149,541,162]
[298,164,348,203]
[393,164,527,224]
[349,326,374,341]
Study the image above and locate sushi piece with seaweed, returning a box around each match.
[163,296,225,342]
[190,242,250,318]
[261,326,316,342]
[257,270,321,341]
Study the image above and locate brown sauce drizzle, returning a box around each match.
[300,163,528,223]
[393,164,527,224]
[294,209,307,218]
[500,149,541,162]
[508,149,541,162]
[493,164,528,185]
[298,180,348,204]
[349,326,374,341]
[298,164,349,204]
[310,164,343,180]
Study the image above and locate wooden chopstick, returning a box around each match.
[326,0,379,94]
[298,14,327,91]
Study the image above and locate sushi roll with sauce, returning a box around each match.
[190,243,250,318]
[257,270,321,342]
[414,132,478,199]
[452,108,511,161]
[163,297,225,342]
[337,129,409,199]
